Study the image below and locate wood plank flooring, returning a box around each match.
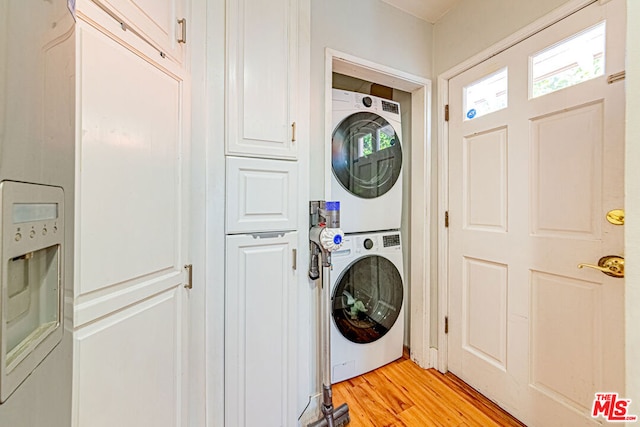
[332,354,526,427]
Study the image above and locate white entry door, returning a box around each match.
[448,1,626,426]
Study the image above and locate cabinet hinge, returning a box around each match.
[177,18,187,44]
[292,249,297,270]
[291,122,297,142]
[445,211,449,228]
[444,104,449,122]
[445,316,449,334]
[184,264,193,289]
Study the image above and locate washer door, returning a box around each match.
[332,255,403,344]
[332,112,402,199]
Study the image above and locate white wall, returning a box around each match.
[625,0,640,416]
[434,0,574,75]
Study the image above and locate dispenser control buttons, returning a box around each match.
[363,238,374,250]
[42,228,47,236]
[15,233,22,242]
[29,230,36,239]
[53,225,58,233]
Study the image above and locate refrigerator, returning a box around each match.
[0,2,75,426]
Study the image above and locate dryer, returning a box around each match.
[331,89,403,233]
[330,231,404,383]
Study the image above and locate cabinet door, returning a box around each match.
[226,157,298,234]
[73,20,189,427]
[227,0,298,159]
[225,232,298,426]
[92,0,185,63]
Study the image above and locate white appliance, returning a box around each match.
[330,231,404,383]
[0,3,75,426]
[331,89,403,233]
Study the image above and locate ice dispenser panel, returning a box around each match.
[0,182,64,402]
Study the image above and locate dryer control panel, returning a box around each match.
[356,233,401,254]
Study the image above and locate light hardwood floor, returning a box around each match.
[332,354,526,427]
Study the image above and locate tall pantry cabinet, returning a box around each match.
[72,1,190,426]
[224,0,307,425]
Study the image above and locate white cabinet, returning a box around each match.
[226,0,298,159]
[224,0,305,424]
[226,157,298,234]
[225,232,298,427]
[72,17,189,427]
[86,0,186,64]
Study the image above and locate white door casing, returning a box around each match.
[448,1,625,426]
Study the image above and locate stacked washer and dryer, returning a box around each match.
[329,89,406,383]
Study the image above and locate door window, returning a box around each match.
[530,22,605,98]
[463,67,508,120]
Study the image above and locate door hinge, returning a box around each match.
[445,211,449,228]
[291,122,297,142]
[444,104,449,122]
[184,264,193,289]
[292,249,297,270]
[177,18,187,43]
[445,316,449,334]
[607,71,625,84]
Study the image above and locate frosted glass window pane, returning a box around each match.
[463,68,508,121]
[531,22,605,98]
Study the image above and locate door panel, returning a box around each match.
[225,232,297,427]
[226,0,297,159]
[530,103,603,238]
[448,2,626,426]
[226,157,298,234]
[74,288,183,427]
[530,271,602,412]
[74,20,189,427]
[463,257,508,370]
[463,127,508,232]
[78,24,181,296]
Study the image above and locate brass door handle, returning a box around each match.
[578,255,624,278]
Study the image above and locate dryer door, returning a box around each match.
[332,255,403,344]
[332,112,402,199]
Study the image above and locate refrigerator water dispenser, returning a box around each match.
[0,181,64,402]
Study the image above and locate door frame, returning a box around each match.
[325,49,434,368]
[436,0,600,373]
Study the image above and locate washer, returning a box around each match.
[331,89,403,233]
[330,231,404,383]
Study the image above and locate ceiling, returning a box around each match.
[379,0,461,23]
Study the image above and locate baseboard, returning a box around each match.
[430,347,439,370]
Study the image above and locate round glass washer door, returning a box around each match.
[332,255,403,344]
[332,112,402,199]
